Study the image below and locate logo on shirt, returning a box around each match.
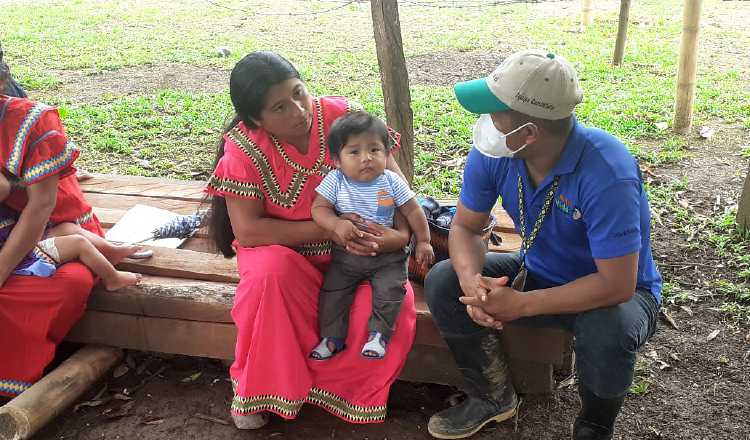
[376,190,395,218]
[554,194,582,220]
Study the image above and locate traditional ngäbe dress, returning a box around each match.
[205,96,417,423]
[0,95,102,398]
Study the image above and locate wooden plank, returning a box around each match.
[87,275,235,323]
[489,232,521,253]
[435,198,516,233]
[66,311,237,359]
[116,247,238,283]
[85,192,202,214]
[81,174,206,201]
[509,360,554,394]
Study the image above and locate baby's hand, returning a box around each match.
[415,241,435,266]
[333,219,363,245]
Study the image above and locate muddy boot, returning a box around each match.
[428,330,517,439]
[571,384,624,440]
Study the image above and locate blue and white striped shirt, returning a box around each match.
[316,169,414,227]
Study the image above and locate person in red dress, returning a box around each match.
[0,58,104,399]
[205,51,417,429]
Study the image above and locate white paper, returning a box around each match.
[105,204,186,249]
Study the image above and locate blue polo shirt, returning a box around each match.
[459,119,662,304]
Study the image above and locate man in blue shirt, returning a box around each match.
[424,49,661,440]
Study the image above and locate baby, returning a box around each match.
[0,172,144,290]
[310,111,434,360]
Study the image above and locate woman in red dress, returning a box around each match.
[0,60,103,398]
[205,52,417,429]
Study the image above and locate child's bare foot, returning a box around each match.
[104,271,142,291]
[105,244,147,264]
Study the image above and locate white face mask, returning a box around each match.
[472,114,531,158]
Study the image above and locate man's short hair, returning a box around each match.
[507,109,572,136]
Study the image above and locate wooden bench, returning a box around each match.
[65,174,572,394]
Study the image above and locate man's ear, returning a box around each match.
[522,123,539,145]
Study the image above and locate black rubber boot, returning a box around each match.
[428,330,517,439]
[571,383,624,440]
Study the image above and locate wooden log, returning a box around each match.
[580,0,594,30]
[371,0,415,184]
[0,345,122,440]
[738,164,750,233]
[673,0,703,134]
[116,247,238,283]
[612,0,631,66]
[86,275,235,323]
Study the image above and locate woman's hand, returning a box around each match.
[340,215,410,257]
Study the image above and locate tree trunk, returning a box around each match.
[613,0,631,66]
[673,0,703,134]
[370,0,415,184]
[738,164,750,233]
[580,0,594,31]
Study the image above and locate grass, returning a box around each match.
[3,0,750,317]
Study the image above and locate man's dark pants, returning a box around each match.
[424,252,659,400]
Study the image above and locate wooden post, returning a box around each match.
[0,345,122,440]
[673,0,703,135]
[580,0,594,31]
[738,164,750,233]
[612,0,631,66]
[370,0,415,183]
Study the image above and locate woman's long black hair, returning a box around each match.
[206,51,300,257]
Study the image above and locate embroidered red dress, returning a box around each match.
[205,96,416,423]
[0,95,102,397]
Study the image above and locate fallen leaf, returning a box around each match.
[743,350,750,362]
[182,371,203,383]
[143,418,165,426]
[660,310,679,330]
[113,364,130,379]
[556,374,577,390]
[699,125,715,138]
[113,393,132,401]
[668,353,681,363]
[125,353,137,369]
[718,355,729,364]
[74,399,109,412]
[194,413,230,425]
[105,401,135,420]
[655,121,668,131]
[707,329,720,341]
[679,305,693,316]
[657,360,672,370]
[645,350,659,360]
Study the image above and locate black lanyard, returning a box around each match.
[517,174,560,267]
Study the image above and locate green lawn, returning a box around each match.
[3,0,749,193]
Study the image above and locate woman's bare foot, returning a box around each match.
[103,272,142,291]
[104,244,146,264]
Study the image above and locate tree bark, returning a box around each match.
[580,0,594,31]
[371,0,415,183]
[673,0,703,134]
[613,0,631,66]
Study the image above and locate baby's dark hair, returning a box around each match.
[327,111,391,157]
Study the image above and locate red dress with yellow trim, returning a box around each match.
[205,96,416,424]
[0,95,102,397]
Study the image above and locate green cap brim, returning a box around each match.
[453,78,510,114]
